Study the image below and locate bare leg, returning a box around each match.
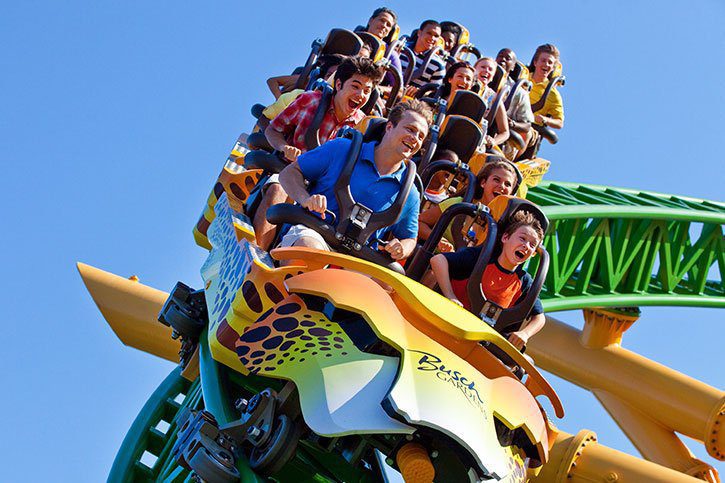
[253,183,288,250]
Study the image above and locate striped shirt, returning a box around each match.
[401,45,446,89]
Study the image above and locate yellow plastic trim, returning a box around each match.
[271,246,564,418]
[77,262,178,362]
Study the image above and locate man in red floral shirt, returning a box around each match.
[254,56,384,249]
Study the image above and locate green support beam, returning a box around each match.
[526,182,725,311]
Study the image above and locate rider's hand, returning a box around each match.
[301,194,327,214]
[282,145,302,162]
[507,330,529,350]
[404,85,418,98]
[437,238,454,253]
[384,238,406,260]
[484,135,495,147]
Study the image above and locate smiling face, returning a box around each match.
[475,58,497,86]
[533,52,558,81]
[480,167,516,204]
[496,49,516,74]
[449,65,475,93]
[368,12,395,39]
[415,24,442,53]
[499,225,540,270]
[384,110,429,159]
[441,31,457,52]
[334,74,374,118]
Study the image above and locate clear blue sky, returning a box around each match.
[1,1,723,481]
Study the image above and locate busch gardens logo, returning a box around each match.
[410,350,487,415]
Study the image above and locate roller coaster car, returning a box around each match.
[417,109,485,206]
[168,133,562,481]
[420,159,477,209]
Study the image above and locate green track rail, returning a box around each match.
[528,181,725,312]
[108,367,202,482]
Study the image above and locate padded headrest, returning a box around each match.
[457,25,470,45]
[447,90,487,124]
[492,195,549,235]
[356,31,386,62]
[362,117,388,143]
[437,115,483,163]
[510,62,529,82]
[490,64,507,92]
[320,29,363,56]
[388,24,400,43]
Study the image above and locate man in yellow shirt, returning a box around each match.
[528,44,564,130]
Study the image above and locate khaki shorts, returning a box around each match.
[278,224,331,250]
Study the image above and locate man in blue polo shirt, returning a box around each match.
[277,100,433,260]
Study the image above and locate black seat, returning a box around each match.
[295,29,364,89]
[447,90,487,124]
[437,115,483,164]
[362,117,387,142]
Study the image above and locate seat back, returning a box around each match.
[437,115,483,164]
[509,61,529,82]
[320,28,364,56]
[489,64,507,93]
[447,89,487,124]
[295,29,363,89]
[356,31,386,62]
[359,116,387,142]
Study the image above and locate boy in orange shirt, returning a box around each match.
[430,210,545,350]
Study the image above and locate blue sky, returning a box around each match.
[1,1,723,481]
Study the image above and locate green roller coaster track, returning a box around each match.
[108,182,724,482]
[528,181,725,312]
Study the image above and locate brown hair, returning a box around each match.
[419,19,440,31]
[441,61,475,98]
[529,44,560,79]
[369,7,397,23]
[334,56,384,90]
[388,99,434,126]
[474,160,517,199]
[502,210,544,243]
